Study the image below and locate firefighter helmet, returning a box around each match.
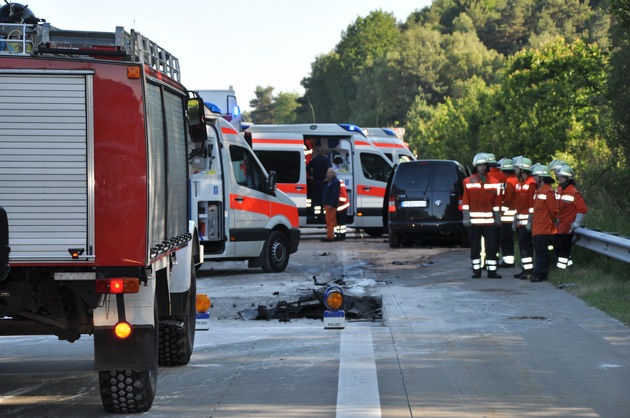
[498,158,514,171]
[556,164,574,179]
[472,152,489,166]
[486,153,498,166]
[549,159,567,173]
[514,157,532,171]
[532,164,552,178]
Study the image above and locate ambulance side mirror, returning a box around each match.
[187,98,208,143]
[267,171,277,194]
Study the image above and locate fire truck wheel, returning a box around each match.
[388,231,401,248]
[159,261,196,366]
[364,227,384,237]
[262,231,289,273]
[98,298,158,413]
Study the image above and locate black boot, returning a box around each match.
[513,270,525,279]
[472,269,482,279]
[487,271,502,279]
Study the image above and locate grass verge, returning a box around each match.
[549,247,630,326]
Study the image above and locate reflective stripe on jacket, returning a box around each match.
[514,176,536,226]
[462,174,502,225]
[337,180,350,211]
[555,183,588,234]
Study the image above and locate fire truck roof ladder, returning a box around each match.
[1,22,180,82]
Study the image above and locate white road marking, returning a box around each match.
[336,326,381,418]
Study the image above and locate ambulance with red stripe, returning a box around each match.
[188,102,300,272]
[244,124,394,236]
[364,127,416,163]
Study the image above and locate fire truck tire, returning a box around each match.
[388,231,400,248]
[364,227,384,237]
[98,299,158,413]
[262,231,289,273]
[159,261,196,366]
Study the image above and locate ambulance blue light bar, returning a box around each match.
[338,124,366,137]
[382,128,396,136]
[204,101,223,114]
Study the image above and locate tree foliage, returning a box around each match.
[246,0,628,174]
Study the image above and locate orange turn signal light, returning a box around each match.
[196,294,211,313]
[127,66,141,79]
[114,321,132,339]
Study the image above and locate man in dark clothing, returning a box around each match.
[307,149,331,221]
[321,168,339,242]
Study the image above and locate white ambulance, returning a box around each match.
[364,127,416,163]
[188,101,300,272]
[244,124,394,236]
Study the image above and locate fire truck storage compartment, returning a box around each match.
[0,72,92,260]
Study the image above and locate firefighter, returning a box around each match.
[486,153,505,262]
[321,168,339,242]
[498,158,518,267]
[462,153,503,278]
[555,165,588,269]
[528,165,559,282]
[335,178,349,240]
[512,157,536,279]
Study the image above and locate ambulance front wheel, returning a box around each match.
[262,231,289,273]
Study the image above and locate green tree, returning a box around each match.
[480,37,612,170]
[249,86,276,124]
[301,10,400,123]
[273,92,300,124]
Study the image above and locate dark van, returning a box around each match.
[384,160,470,247]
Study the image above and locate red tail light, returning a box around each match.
[388,196,396,213]
[96,278,140,294]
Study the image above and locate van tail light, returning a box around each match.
[388,196,396,213]
[458,196,463,211]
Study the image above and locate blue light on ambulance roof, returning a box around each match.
[232,105,241,117]
[382,128,396,136]
[204,101,223,114]
[338,124,366,137]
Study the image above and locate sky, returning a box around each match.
[29,1,432,111]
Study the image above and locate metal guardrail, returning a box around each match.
[573,227,630,264]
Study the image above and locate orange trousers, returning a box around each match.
[324,205,337,240]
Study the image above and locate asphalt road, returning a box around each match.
[1,232,629,417]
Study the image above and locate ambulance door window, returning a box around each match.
[229,145,264,192]
[254,150,301,183]
[359,152,392,183]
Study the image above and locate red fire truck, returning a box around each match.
[0,6,203,413]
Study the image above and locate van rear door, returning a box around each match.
[392,161,463,222]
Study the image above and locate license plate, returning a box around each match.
[401,200,427,208]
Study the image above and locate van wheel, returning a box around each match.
[364,227,384,237]
[99,298,158,413]
[388,232,400,248]
[263,231,289,273]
